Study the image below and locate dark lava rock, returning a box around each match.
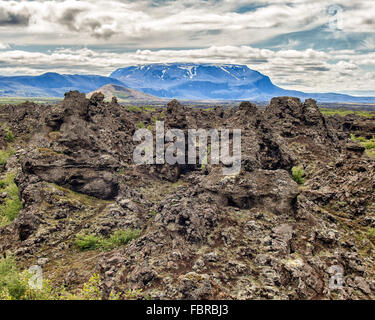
[0,93,374,300]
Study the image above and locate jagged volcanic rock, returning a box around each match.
[0,92,374,300]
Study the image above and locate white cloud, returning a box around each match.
[0,0,372,47]
[0,45,374,94]
[0,0,374,94]
[361,37,375,50]
[0,42,9,49]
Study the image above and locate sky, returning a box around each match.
[0,0,375,95]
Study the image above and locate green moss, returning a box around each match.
[291,166,306,185]
[75,229,142,252]
[125,105,142,112]
[124,288,144,300]
[367,228,375,238]
[362,140,375,150]
[149,210,158,217]
[137,122,145,129]
[125,105,158,113]
[37,147,64,158]
[351,134,375,157]
[0,148,14,166]
[49,183,110,207]
[116,167,127,175]
[351,134,367,143]
[0,172,22,226]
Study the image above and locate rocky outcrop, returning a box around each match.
[0,92,374,300]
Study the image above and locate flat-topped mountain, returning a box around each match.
[110,63,284,100]
[0,65,375,103]
[111,63,375,103]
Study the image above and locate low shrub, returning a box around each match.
[74,234,101,251]
[291,166,306,185]
[362,139,375,150]
[78,273,102,300]
[5,129,15,143]
[0,172,22,226]
[0,257,115,300]
[0,256,25,300]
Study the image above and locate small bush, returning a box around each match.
[362,139,375,150]
[74,234,101,251]
[0,256,26,300]
[137,122,145,129]
[75,229,142,251]
[79,273,102,300]
[0,148,14,166]
[0,256,107,300]
[5,129,15,143]
[367,228,375,238]
[124,288,143,300]
[64,273,121,300]
[109,229,142,247]
[292,166,306,185]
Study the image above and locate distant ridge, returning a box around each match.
[0,65,375,103]
[87,84,164,102]
[0,73,125,97]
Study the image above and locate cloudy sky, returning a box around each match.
[1,0,375,95]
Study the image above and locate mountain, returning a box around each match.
[1,65,375,103]
[110,63,375,103]
[87,84,165,103]
[0,73,125,97]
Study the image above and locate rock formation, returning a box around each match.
[0,92,374,300]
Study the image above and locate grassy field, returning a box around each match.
[0,97,62,106]
[351,134,375,157]
[320,108,375,118]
